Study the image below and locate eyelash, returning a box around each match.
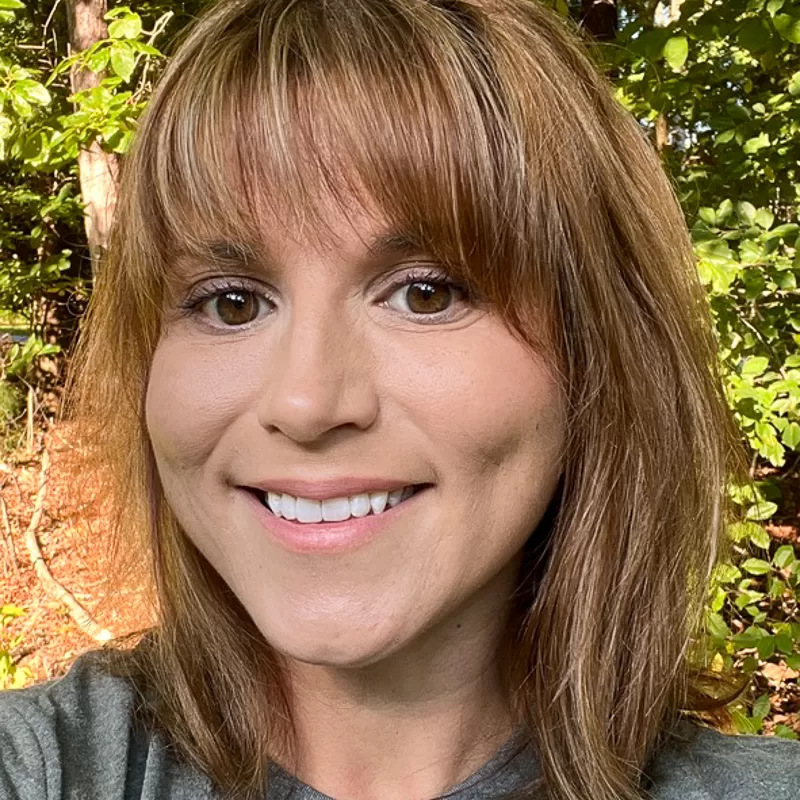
[178,268,473,328]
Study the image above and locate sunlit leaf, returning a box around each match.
[664,36,688,70]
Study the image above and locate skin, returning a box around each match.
[145,195,565,800]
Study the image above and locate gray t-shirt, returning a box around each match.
[0,650,798,799]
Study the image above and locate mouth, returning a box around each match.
[247,484,430,524]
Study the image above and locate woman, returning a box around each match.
[1,0,798,798]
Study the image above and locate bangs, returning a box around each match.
[133,0,545,318]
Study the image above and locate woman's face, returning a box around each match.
[145,196,565,667]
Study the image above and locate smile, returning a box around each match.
[261,485,420,523]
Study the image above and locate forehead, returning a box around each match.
[168,183,439,273]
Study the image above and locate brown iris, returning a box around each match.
[405,281,453,315]
[215,291,260,325]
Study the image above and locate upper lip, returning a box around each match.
[243,478,421,500]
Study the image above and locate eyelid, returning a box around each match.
[179,276,271,310]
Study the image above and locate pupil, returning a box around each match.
[407,282,450,314]
[217,291,258,325]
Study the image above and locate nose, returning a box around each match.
[255,302,379,444]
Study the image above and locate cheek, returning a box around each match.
[383,324,564,482]
[144,337,260,468]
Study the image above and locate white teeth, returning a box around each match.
[280,493,297,520]
[387,489,403,508]
[369,492,388,514]
[262,486,419,523]
[321,496,351,522]
[295,497,322,523]
[350,493,372,517]
[268,492,283,517]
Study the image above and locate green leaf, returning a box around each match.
[741,356,770,377]
[737,201,758,224]
[769,577,786,598]
[775,633,794,654]
[717,199,734,222]
[85,48,110,73]
[782,422,800,449]
[127,41,162,57]
[698,207,717,225]
[774,545,796,569]
[749,525,772,549]
[742,656,759,673]
[714,562,741,583]
[745,501,778,521]
[774,13,800,43]
[733,625,768,648]
[110,44,135,82]
[755,208,775,230]
[108,15,142,40]
[731,709,760,734]
[790,71,800,96]
[741,557,772,575]
[10,92,32,118]
[774,725,799,740]
[695,237,735,265]
[752,694,771,719]
[15,80,50,106]
[757,636,776,660]
[663,36,688,70]
[706,611,731,641]
[709,585,727,612]
[738,18,773,53]
[715,129,736,145]
[729,521,766,543]
[787,654,800,670]
[743,133,770,155]
[0,0,25,8]
[766,223,799,240]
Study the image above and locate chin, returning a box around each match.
[257,609,410,669]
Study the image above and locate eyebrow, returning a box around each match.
[168,240,265,286]
[364,231,427,259]
[173,240,258,269]
[171,230,429,276]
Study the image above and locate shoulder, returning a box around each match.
[647,719,800,800]
[0,649,215,800]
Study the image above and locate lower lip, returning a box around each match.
[243,488,428,554]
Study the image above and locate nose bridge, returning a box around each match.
[256,292,377,442]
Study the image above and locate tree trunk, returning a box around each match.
[579,0,618,42]
[653,0,685,153]
[64,0,118,278]
[655,114,670,152]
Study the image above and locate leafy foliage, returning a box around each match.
[0,604,31,690]
[581,0,800,735]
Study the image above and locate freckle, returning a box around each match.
[456,623,462,629]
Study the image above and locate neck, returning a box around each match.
[276,574,518,800]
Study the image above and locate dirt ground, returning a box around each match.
[1,422,798,736]
[0,423,151,682]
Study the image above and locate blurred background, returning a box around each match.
[0,0,798,740]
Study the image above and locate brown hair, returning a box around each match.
[68,1,746,798]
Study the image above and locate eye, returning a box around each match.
[208,290,264,326]
[180,282,273,328]
[383,269,471,320]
